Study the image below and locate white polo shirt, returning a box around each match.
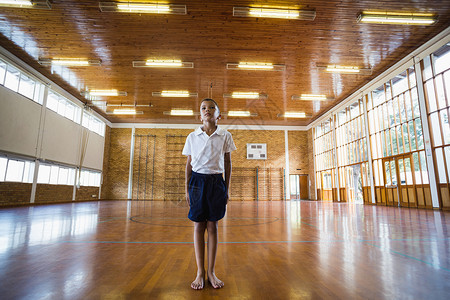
[182,126,236,174]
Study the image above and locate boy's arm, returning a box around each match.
[185,155,192,206]
[224,152,232,203]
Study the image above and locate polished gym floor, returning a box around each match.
[0,200,449,299]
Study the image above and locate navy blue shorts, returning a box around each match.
[188,171,228,222]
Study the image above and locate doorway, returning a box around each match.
[382,154,415,207]
[290,174,309,200]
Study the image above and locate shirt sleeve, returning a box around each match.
[182,134,192,156]
[224,132,237,153]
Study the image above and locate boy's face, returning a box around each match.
[200,100,220,122]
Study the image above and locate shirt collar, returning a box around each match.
[195,126,224,136]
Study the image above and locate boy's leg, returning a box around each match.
[207,220,224,289]
[192,221,207,289]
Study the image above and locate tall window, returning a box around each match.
[422,44,450,208]
[314,118,336,200]
[367,66,428,187]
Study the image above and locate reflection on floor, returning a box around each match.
[0,200,449,299]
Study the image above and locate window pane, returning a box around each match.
[4,66,20,91]
[445,147,450,183]
[408,67,416,88]
[373,85,385,106]
[68,168,75,185]
[386,129,392,156]
[82,112,89,128]
[420,151,429,184]
[409,121,417,151]
[5,160,24,182]
[0,60,6,84]
[33,83,44,105]
[398,158,405,185]
[411,88,420,118]
[388,100,395,127]
[0,157,7,181]
[413,152,422,184]
[23,161,35,183]
[422,55,433,80]
[47,92,59,112]
[416,119,424,149]
[392,71,408,96]
[37,164,51,184]
[391,128,398,155]
[18,73,35,99]
[399,94,406,123]
[435,148,447,183]
[397,125,403,154]
[57,99,65,116]
[405,91,412,121]
[435,75,447,109]
[430,112,442,147]
[403,123,410,153]
[434,44,450,75]
[385,161,391,185]
[445,71,450,105]
[65,102,75,120]
[58,168,69,185]
[49,166,59,184]
[404,157,413,184]
[441,109,450,145]
[425,80,437,113]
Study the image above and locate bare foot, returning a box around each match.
[208,272,224,289]
[191,273,204,290]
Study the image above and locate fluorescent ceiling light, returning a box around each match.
[281,112,307,118]
[292,94,328,101]
[227,111,251,117]
[152,91,198,97]
[238,62,273,70]
[0,0,51,9]
[89,90,127,96]
[38,58,101,66]
[227,62,285,71]
[233,7,316,20]
[231,92,260,99]
[99,2,186,14]
[132,60,194,68]
[358,11,437,25]
[326,65,360,73]
[113,109,139,115]
[170,109,194,116]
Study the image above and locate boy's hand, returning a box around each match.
[186,191,190,207]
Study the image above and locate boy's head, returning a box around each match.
[200,98,221,123]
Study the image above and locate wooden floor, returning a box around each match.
[1,200,450,299]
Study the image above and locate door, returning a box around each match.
[383,157,400,206]
[299,175,308,199]
[382,155,414,207]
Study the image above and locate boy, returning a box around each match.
[182,98,236,290]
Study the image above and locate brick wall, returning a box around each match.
[101,127,314,201]
[0,182,32,206]
[76,186,100,201]
[35,184,73,203]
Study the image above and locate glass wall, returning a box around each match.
[314,118,336,201]
[422,44,450,209]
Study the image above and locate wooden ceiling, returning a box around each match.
[0,1,449,126]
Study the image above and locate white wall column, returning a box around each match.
[362,94,377,203]
[127,127,136,199]
[414,58,440,208]
[284,129,290,200]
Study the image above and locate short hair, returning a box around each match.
[200,98,220,113]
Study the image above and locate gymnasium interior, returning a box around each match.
[0,1,449,298]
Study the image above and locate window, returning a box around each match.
[80,169,101,187]
[47,91,82,124]
[0,157,34,183]
[37,163,76,186]
[0,59,45,104]
[82,112,105,137]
